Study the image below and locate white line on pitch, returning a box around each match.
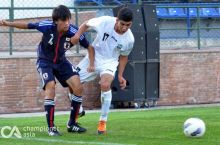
[1,103,220,118]
[0,136,136,145]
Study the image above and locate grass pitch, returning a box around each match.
[0,106,220,145]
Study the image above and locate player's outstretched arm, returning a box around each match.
[118,55,128,89]
[0,19,29,29]
[71,21,89,45]
[87,45,95,72]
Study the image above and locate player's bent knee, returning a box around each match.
[45,81,56,89]
[101,82,111,92]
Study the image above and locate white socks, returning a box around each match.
[100,90,112,122]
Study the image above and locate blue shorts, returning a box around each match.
[36,59,79,90]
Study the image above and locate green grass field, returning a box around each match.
[1,106,220,145]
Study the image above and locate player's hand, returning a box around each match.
[87,65,95,72]
[71,35,80,45]
[118,76,126,90]
[0,20,7,26]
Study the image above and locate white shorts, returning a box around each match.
[77,57,118,83]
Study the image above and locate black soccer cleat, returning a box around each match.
[78,110,85,118]
[48,127,61,136]
[67,123,87,133]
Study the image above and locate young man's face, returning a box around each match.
[115,18,132,34]
[56,19,70,32]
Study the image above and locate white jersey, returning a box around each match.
[86,16,134,65]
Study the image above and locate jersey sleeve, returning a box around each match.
[120,32,135,56]
[79,33,89,48]
[69,25,89,48]
[120,41,134,56]
[86,16,110,33]
[27,20,52,33]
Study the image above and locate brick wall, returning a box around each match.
[158,49,220,105]
[1,49,220,114]
[0,53,100,114]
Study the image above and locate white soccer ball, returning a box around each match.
[183,118,206,137]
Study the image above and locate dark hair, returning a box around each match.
[117,7,133,22]
[52,5,71,22]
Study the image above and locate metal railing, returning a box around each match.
[0,5,116,54]
[1,2,220,55]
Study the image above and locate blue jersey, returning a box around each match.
[28,20,89,63]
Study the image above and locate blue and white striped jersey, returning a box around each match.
[28,20,89,63]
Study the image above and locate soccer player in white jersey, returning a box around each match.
[71,7,134,134]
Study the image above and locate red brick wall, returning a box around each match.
[0,54,100,114]
[158,49,220,105]
[1,49,220,114]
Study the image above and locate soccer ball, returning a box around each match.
[183,118,206,137]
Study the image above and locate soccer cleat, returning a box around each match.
[67,123,87,133]
[48,127,61,136]
[78,110,85,118]
[97,120,106,135]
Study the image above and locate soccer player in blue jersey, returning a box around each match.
[0,5,95,136]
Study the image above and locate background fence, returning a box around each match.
[0,0,220,55]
